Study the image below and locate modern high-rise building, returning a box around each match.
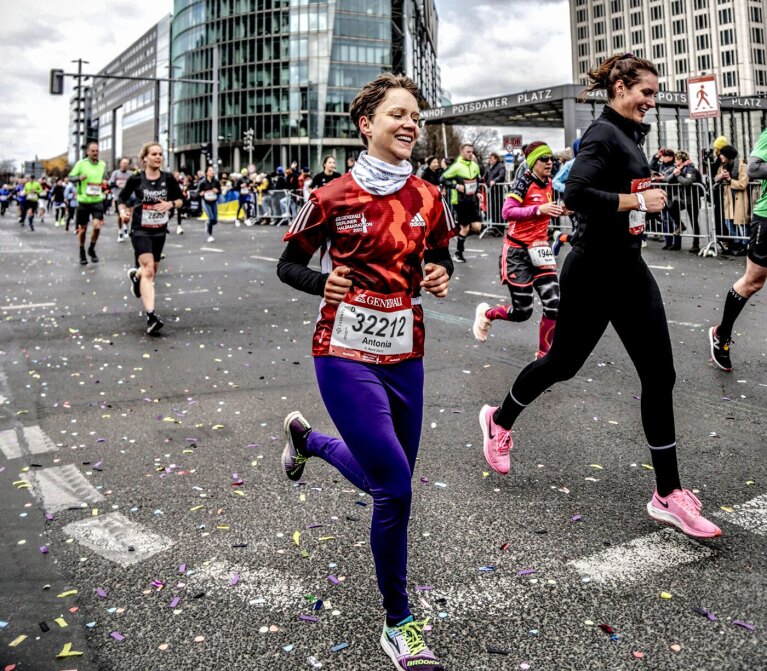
[170,0,441,175]
[90,16,172,170]
[570,0,767,96]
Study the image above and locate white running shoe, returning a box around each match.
[472,303,492,342]
[177,226,184,235]
[207,235,215,243]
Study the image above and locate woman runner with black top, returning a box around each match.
[197,166,220,242]
[118,142,183,335]
[479,53,721,539]
[310,155,341,191]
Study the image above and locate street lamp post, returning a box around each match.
[243,128,254,167]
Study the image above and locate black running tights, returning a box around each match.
[496,249,677,449]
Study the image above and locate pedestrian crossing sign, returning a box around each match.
[688,75,719,119]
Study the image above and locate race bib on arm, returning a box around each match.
[329,289,413,363]
[629,178,652,236]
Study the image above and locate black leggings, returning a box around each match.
[498,249,676,448]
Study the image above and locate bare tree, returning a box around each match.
[414,123,463,163]
[0,159,18,184]
[458,127,502,164]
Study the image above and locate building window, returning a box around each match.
[722,49,736,66]
[672,19,686,34]
[694,14,709,30]
[653,43,665,59]
[577,25,589,40]
[753,27,765,45]
[720,28,734,46]
[718,7,732,24]
[673,38,687,55]
[671,0,685,15]
[576,8,587,22]
[612,16,624,31]
[697,54,711,70]
[630,11,642,26]
[651,24,664,39]
[696,33,710,49]
[613,34,625,49]
[693,0,708,8]
[632,29,643,44]
[611,0,624,11]
[656,62,666,76]
[594,3,605,17]
[578,43,589,57]
[722,71,737,88]
[755,69,767,87]
[674,59,688,75]
[755,48,766,65]
[630,0,642,7]
[595,38,607,53]
[594,21,605,36]
[650,6,662,20]
[750,6,763,23]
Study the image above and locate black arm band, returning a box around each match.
[276,242,328,296]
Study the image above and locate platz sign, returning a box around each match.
[688,75,720,119]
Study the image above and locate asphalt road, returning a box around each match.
[0,210,765,671]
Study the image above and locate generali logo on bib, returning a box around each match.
[335,212,372,234]
[353,294,404,308]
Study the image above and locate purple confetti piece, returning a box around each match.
[169,596,180,608]
[246,443,259,448]
[45,512,55,521]
[299,615,318,623]
[0,466,6,474]
[307,524,323,529]
[111,631,125,641]
[270,435,277,441]
[420,477,430,483]
[693,607,718,622]
[479,566,496,572]
[230,574,240,586]
[96,588,108,598]
[152,579,165,589]
[517,569,537,576]
[571,514,583,522]
[415,585,434,591]
[40,546,49,554]
[179,563,186,573]
[328,575,340,585]
[96,438,107,443]
[732,620,754,631]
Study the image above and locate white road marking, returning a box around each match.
[250,255,279,263]
[188,561,306,610]
[0,302,56,311]
[568,528,713,584]
[22,425,59,456]
[648,264,674,270]
[668,320,703,328]
[464,290,507,300]
[176,289,209,295]
[26,464,104,513]
[0,428,20,459]
[714,494,767,536]
[200,247,223,253]
[423,308,472,326]
[62,513,173,566]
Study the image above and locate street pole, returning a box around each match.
[72,58,88,159]
[441,123,448,159]
[211,45,219,172]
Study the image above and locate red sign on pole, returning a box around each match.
[503,134,523,152]
[688,75,719,119]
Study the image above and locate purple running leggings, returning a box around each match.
[308,356,424,622]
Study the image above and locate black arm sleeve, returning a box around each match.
[117,174,141,206]
[564,134,620,215]
[748,156,767,180]
[424,247,454,278]
[276,240,329,296]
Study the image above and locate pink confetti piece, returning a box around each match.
[571,515,583,522]
[328,575,340,585]
[517,569,537,576]
[415,585,434,591]
[230,574,239,586]
[111,632,125,641]
[178,564,186,573]
[420,477,430,483]
[169,597,180,608]
[40,546,49,554]
[299,615,318,623]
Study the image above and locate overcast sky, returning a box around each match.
[0,0,570,169]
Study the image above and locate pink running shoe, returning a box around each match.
[647,489,722,539]
[472,302,492,342]
[479,404,512,475]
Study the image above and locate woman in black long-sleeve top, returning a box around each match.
[478,53,721,539]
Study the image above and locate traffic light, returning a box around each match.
[243,128,254,150]
[49,69,65,95]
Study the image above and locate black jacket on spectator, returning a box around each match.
[420,167,443,186]
[485,162,506,186]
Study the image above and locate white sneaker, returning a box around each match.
[177,227,184,235]
[235,220,241,227]
[472,302,492,342]
[207,235,215,243]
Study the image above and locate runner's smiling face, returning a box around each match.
[358,88,420,165]
[613,71,659,124]
[144,145,163,172]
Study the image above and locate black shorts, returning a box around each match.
[500,243,557,287]
[454,199,482,226]
[131,231,166,263]
[75,202,105,228]
[24,199,38,211]
[747,215,767,268]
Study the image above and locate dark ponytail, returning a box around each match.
[582,52,658,101]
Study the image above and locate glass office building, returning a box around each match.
[171,0,440,174]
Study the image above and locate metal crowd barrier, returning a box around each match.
[704,180,760,255]
[647,182,710,251]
